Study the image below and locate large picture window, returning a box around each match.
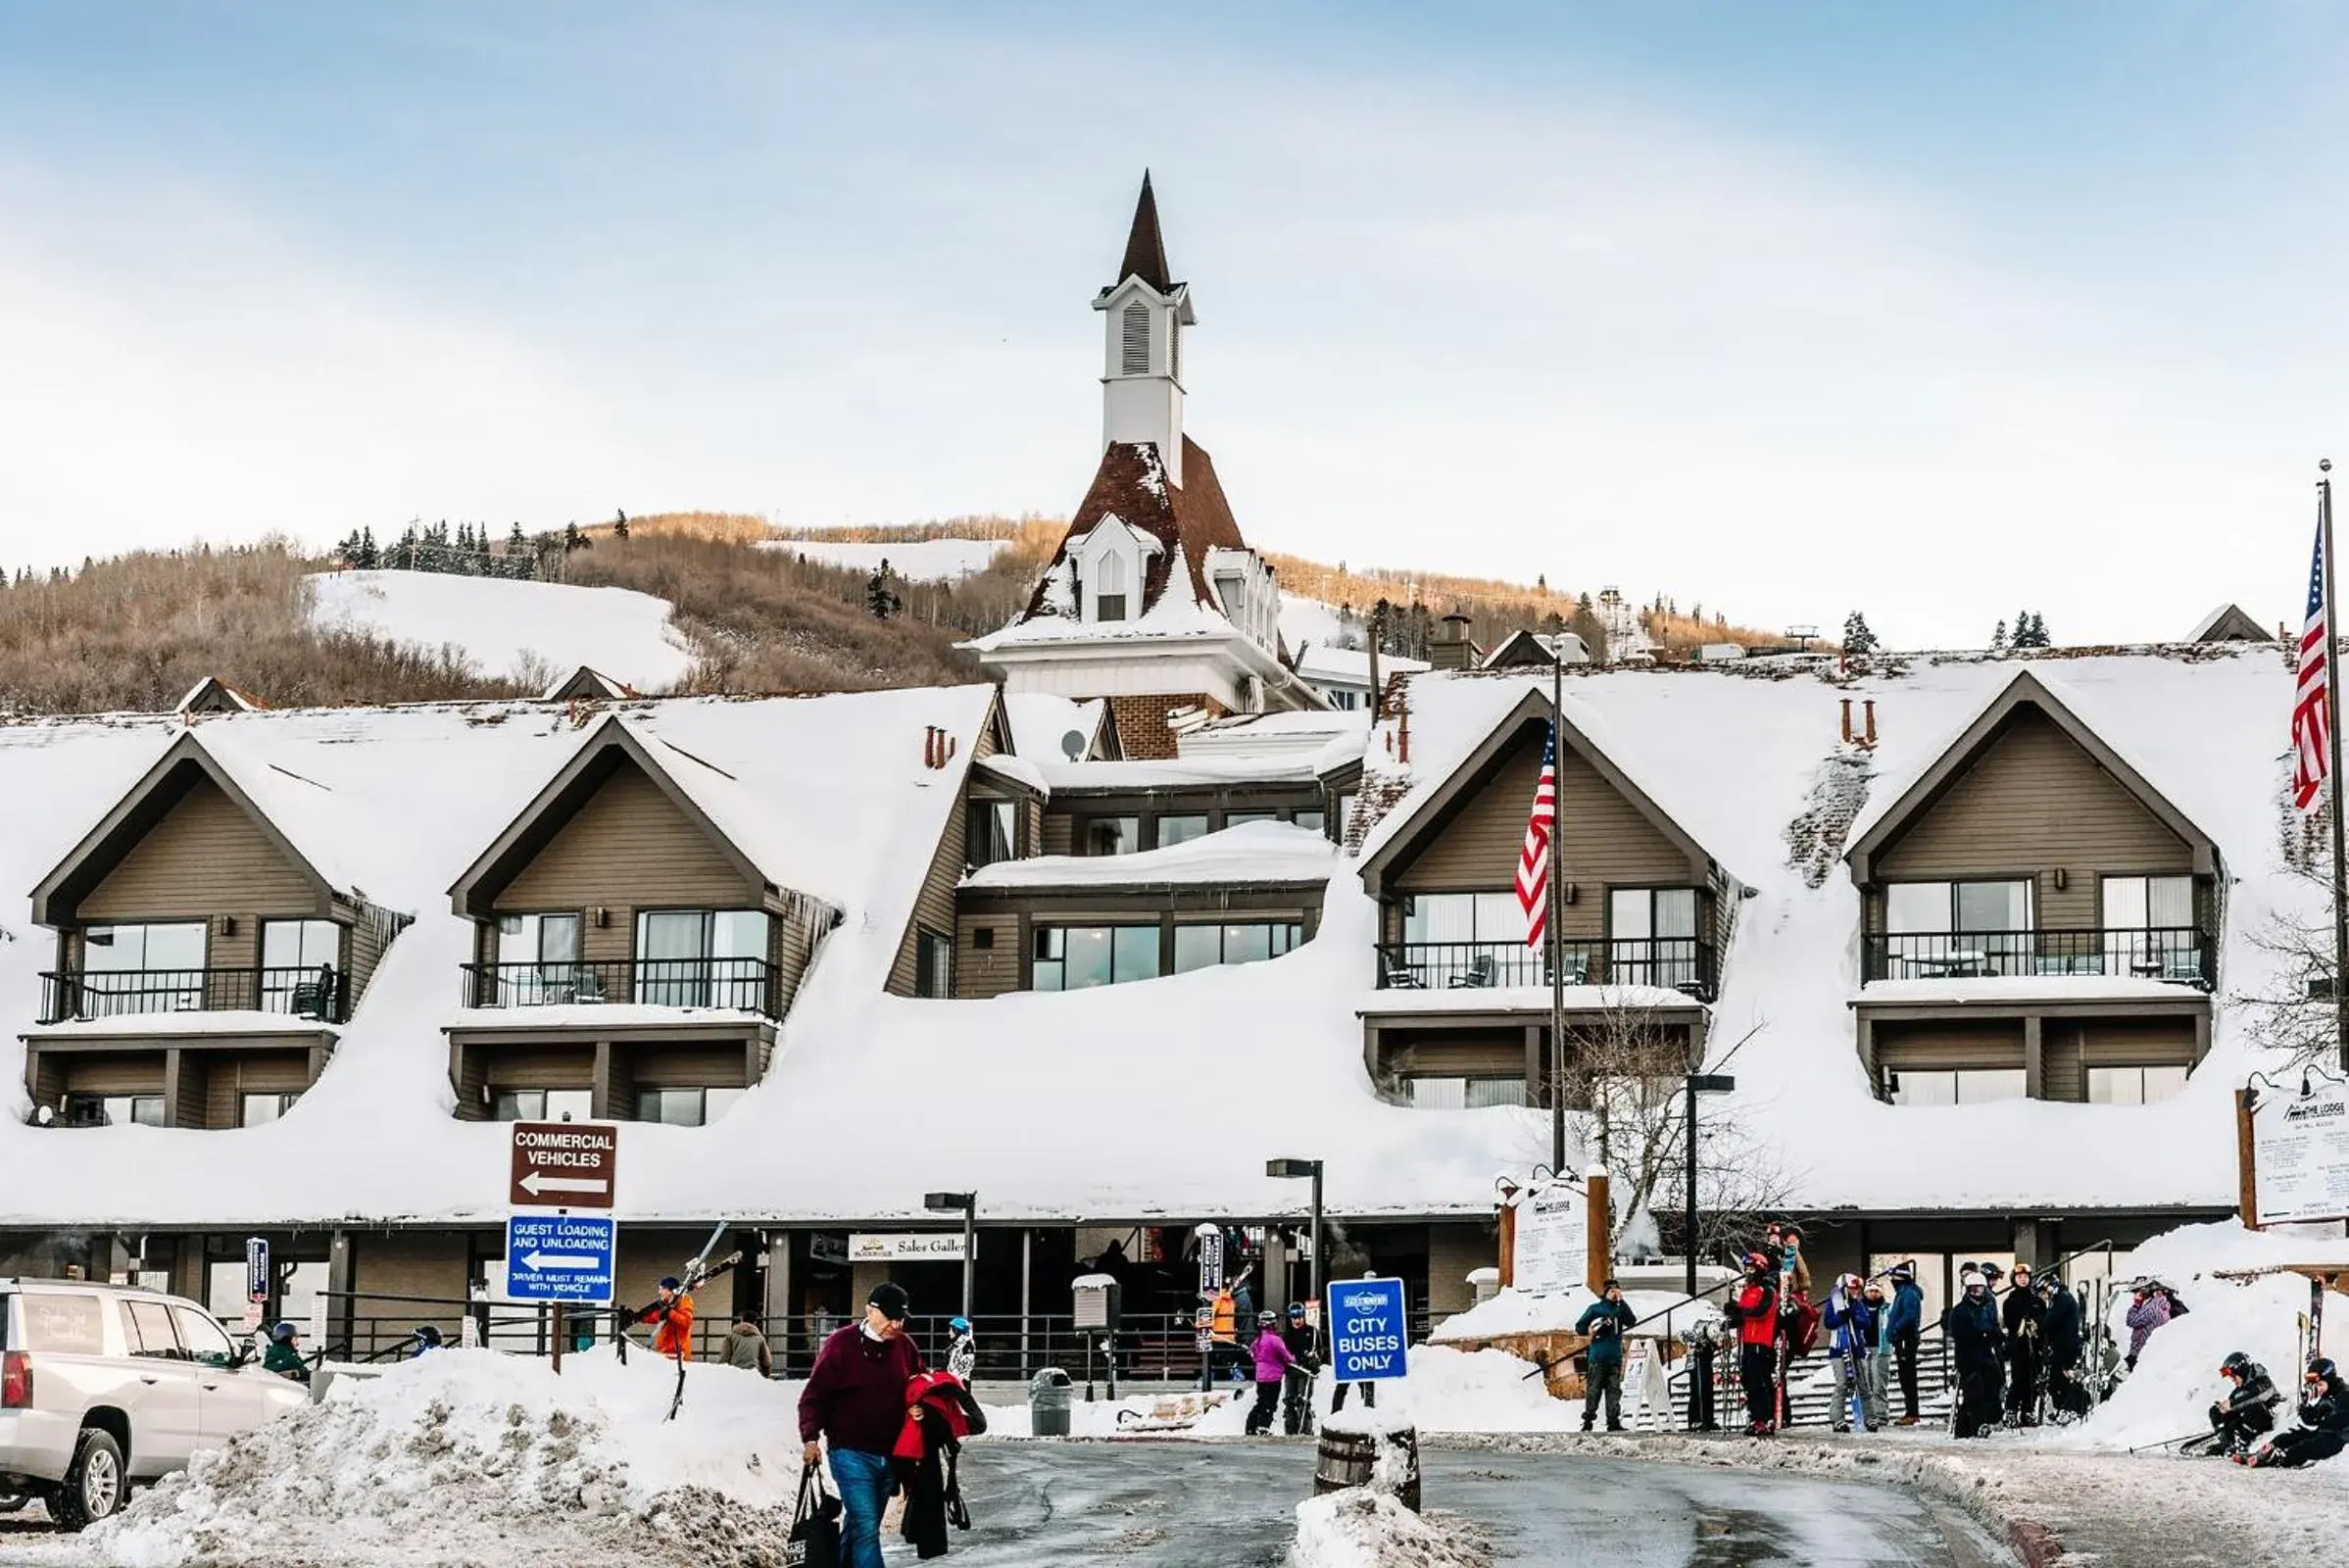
[2101,875,2201,981]
[261,918,342,1016]
[967,801,1018,867]
[1882,879,2033,976]
[1394,892,1537,987]
[77,921,206,1015]
[1607,888,1700,989]
[2086,1064,2189,1105]
[1032,925,1159,991]
[1171,922,1302,973]
[492,1088,594,1123]
[634,909,768,1007]
[1404,1078,1528,1110]
[1082,817,1142,857]
[1884,1067,2027,1106]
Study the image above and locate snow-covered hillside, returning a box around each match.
[308,570,695,692]
[763,536,1008,580]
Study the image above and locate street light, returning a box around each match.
[924,1191,976,1321]
[1266,1158,1324,1328]
[1682,1075,1736,1296]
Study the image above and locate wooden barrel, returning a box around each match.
[1313,1423,1422,1513]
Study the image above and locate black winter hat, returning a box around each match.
[868,1281,910,1322]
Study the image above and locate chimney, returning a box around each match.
[1428,612,1479,672]
[1863,700,1877,750]
[1839,698,1854,746]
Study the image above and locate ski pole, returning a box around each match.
[2127,1429,2209,1454]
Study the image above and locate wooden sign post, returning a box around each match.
[1586,1166,1611,1293]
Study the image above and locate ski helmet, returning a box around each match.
[1287,1302,1306,1318]
[1256,1311,1278,1328]
[415,1325,443,1348]
[2222,1351,2255,1380]
[269,1321,299,1343]
[1743,1250,1771,1274]
[949,1316,971,1336]
[2311,1356,2338,1382]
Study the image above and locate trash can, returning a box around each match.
[1029,1367,1073,1438]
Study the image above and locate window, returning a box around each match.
[170,1304,239,1368]
[493,1088,595,1123]
[2101,875,2200,981]
[1404,1078,1529,1110]
[635,909,769,1006]
[1883,880,2033,976]
[1032,925,1159,991]
[1395,892,1537,986]
[1884,1068,2028,1106]
[121,1298,180,1359]
[1120,301,1150,375]
[1225,810,1278,828]
[2087,1064,2190,1105]
[261,918,342,1015]
[917,931,953,999]
[1293,809,1325,835]
[493,912,587,1004]
[1330,689,1358,710]
[76,921,207,1015]
[1172,922,1303,973]
[967,801,1018,867]
[1155,814,1209,849]
[1095,550,1127,623]
[1608,888,1700,988]
[635,1087,746,1126]
[241,1092,301,1127]
[19,1294,105,1354]
[64,1094,164,1128]
[1082,817,1142,857]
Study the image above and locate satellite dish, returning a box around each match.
[1060,729,1088,762]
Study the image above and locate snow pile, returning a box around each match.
[1347,1347,1580,1435]
[308,569,695,691]
[2052,1222,2349,1453]
[1428,1286,1701,1344]
[765,537,1009,580]
[978,1387,1248,1438]
[1287,1492,1487,1568]
[87,1349,799,1568]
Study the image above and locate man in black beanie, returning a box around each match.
[800,1281,924,1568]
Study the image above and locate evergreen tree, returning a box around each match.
[1840,611,1879,655]
[1536,572,1547,592]
[2011,610,2050,650]
[1577,592,1593,615]
[563,521,589,554]
[508,521,528,558]
[866,560,903,619]
[612,510,630,540]
[1990,618,2009,653]
[1542,609,1566,635]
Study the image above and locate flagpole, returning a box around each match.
[1549,650,1567,1175]
[2325,459,2349,1076]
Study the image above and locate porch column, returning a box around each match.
[2023,1016,2044,1100]
[764,1230,791,1372]
[1019,1228,1033,1380]
[161,1047,185,1130]
[326,1230,358,1355]
[2011,1218,2043,1271]
[592,1040,615,1120]
[1523,1023,1544,1106]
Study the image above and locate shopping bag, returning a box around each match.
[786,1466,842,1568]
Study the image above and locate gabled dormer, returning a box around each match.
[1067,515,1163,625]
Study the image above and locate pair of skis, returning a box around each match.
[613,1220,745,1421]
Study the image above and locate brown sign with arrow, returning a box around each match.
[509,1121,618,1209]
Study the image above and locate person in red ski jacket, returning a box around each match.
[893,1369,987,1557]
[1723,1251,1781,1435]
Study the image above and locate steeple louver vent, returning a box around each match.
[1121,302,1150,375]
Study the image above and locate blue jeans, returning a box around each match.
[828,1447,896,1568]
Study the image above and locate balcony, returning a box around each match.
[1859,927,2214,989]
[37,966,350,1027]
[460,958,783,1020]
[1375,939,1717,1002]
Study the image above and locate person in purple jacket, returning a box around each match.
[800,1282,924,1568]
[1245,1310,1300,1435]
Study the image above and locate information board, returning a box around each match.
[1330,1276,1408,1383]
[503,1213,617,1305]
[2255,1079,2349,1225]
[1512,1182,1588,1296]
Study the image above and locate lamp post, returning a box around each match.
[924,1191,976,1321]
[1266,1158,1325,1328]
[1682,1075,1736,1297]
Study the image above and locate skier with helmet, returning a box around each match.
[1943,1267,2005,1438]
[1722,1251,1781,1435]
[1279,1302,1321,1436]
[2189,1351,2279,1456]
[1244,1310,1302,1435]
[2238,1356,2349,1466]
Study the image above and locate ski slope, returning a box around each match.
[307,570,696,692]
[764,536,1009,580]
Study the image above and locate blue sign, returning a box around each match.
[504,1213,616,1305]
[1330,1276,1408,1383]
[244,1237,269,1302]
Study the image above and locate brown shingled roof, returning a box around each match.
[1020,436,1251,622]
[1116,172,1175,293]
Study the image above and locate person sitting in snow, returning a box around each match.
[2124,1280,2174,1372]
[1244,1311,1300,1436]
[262,1321,309,1384]
[1575,1280,1639,1434]
[2239,1357,2349,1467]
[2197,1351,2280,1456]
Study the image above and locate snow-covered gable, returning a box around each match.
[1003,694,1112,762]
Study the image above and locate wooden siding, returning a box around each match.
[349,1234,469,1348]
[887,785,970,997]
[479,1045,595,1089]
[628,1044,750,1089]
[55,1054,168,1095]
[955,914,1022,998]
[772,903,821,1016]
[79,775,318,930]
[496,763,759,963]
[346,902,406,1006]
[1042,812,1074,858]
[1873,708,2193,926]
[2041,1017,2200,1102]
[1392,733,1688,942]
[1872,1018,2029,1070]
[198,1052,311,1129]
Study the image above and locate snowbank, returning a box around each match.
[1288,1492,1486,1568]
[87,1349,798,1568]
[2052,1221,2349,1453]
[308,569,695,691]
[1428,1286,1700,1345]
[1347,1347,1581,1435]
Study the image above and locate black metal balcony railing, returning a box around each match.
[1860,926,2215,988]
[461,958,782,1019]
[1375,939,1717,1001]
[37,966,351,1027]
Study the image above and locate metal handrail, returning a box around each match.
[37,965,349,1026]
[1375,938,1717,1000]
[460,957,782,1019]
[1861,926,2214,987]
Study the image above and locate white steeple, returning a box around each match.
[1094,172,1195,485]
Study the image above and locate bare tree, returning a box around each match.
[1520,996,1795,1270]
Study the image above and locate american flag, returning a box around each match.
[2295,519,2332,813]
[1515,722,1558,949]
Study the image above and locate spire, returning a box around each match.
[1117,171,1174,292]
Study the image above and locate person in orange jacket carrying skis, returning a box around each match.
[641,1276,696,1359]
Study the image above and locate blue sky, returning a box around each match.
[3,2,2345,645]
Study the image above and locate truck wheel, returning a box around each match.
[50,1428,125,1532]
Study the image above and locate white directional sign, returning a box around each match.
[503,1214,617,1304]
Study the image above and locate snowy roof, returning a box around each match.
[174,675,266,713]
[1291,642,1430,686]
[2187,604,2273,644]
[1030,756,1328,792]
[1002,693,1110,762]
[961,821,1336,891]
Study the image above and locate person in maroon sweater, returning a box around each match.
[800,1282,924,1568]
